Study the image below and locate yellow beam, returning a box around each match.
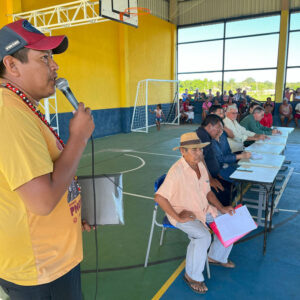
[275,0,289,103]
[119,24,130,108]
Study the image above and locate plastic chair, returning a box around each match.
[144,174,211,279]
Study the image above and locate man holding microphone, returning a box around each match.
[0,19,94,299]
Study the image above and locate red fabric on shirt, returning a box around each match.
[260,112,273,128]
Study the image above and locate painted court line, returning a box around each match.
[123,191,153,200]
[82,149,181,158]
[152,260,186,300]
[120,154,145,174]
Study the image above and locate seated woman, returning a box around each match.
[183,99,194,123]
[202,97,212,120]
[279,99,293,127]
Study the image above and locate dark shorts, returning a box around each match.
[295,113,300,119]
[155,117,162,122]
[0,264,81,300]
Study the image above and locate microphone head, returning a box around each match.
[55,78,69,91]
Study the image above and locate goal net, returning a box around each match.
[131,79,179,133]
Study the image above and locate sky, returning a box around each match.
[177,13,300,83]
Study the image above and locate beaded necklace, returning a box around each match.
[4,82,82,195]
[5,82,65,148]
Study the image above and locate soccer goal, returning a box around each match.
[131,79,180,133]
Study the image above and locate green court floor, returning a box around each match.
[79,124,200,299]
[79,125,300,300]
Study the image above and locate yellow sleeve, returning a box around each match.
[0,105,53,190]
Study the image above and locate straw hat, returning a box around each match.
[173,132,210,151]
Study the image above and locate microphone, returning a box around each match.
[55,78,79,110]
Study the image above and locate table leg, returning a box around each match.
[263,188,269,255]
[269,184,275,232]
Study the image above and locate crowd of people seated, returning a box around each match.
[179,87,300,127]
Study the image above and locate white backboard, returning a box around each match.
[100,0,138,27]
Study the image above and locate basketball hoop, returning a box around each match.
[120,7,151,21]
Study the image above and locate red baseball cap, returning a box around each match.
[0,19,68,61]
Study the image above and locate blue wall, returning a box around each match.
[55,101,299,143]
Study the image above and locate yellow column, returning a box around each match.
[0,0,22,27]
[275,0,289,103]
[118,24,130,108]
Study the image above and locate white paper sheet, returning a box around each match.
[214,206,257,241]
[250,152,263,160]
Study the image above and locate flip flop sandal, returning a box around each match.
[208,259,235,268]
[182,275,207,294]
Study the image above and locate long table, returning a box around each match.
[245,143,285,155]
[230,128,294,254]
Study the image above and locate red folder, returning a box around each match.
[209,204,257,248]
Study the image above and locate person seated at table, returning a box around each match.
[279,99,293,127]
[209,106,251,181]
[155,132,235,294]
[223,105,266,153]
[196,115,235,206]
[295,102,300,127]
[260,104,273,128]
[240,106,280,135]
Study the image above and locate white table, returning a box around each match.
[256,135,288,145]
[273,127,294,137]
[245,143,285,155]
[230,166,278,254]
[238,154,285,169]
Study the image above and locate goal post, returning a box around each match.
[131,79,180,133]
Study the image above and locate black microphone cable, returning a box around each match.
[90,134,99,300]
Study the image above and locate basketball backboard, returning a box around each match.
[99,0,138,27]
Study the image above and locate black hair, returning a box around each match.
[201,114,224,127]
[209,105,223,114]
[0,48,30,77]
[157,104,162,109]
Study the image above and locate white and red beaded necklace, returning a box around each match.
[5,82,65,148]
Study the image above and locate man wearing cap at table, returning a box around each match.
[155,132,235,295]
[0,19,94,299]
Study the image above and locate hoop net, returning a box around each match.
[120,7,151,21]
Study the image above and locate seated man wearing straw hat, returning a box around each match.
[155,132,235,294]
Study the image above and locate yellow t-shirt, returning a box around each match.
[0,87,82,286]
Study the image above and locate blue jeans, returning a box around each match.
[0,264,82,300]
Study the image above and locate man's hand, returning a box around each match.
[221,206,235,216]
[272,129,281,135]
[178,210,196,223]
[210,178,224,192]
[69,103,95,144]
[258,134,267,140]
[238,151,251,159]
[81,220,95,232]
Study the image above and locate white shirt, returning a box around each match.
[223,117,256,152]
[295,103,300,113]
